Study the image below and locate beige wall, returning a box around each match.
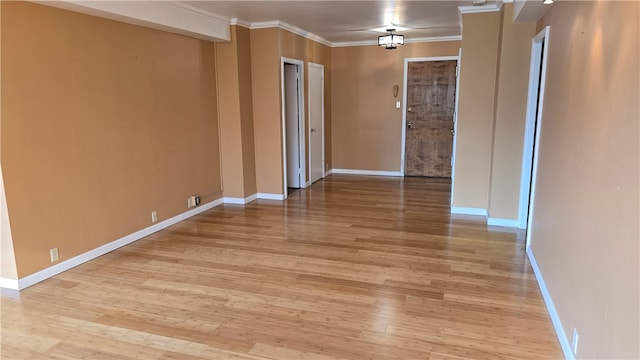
[1,2,222,277]
[237,26,257,196]
[488,4,536,220]
[216,25,257,198]
[531,1,639,358]
[452,11,502,210]
[250,28,283,194]
[331,41,461,172]
[0,1,15,280]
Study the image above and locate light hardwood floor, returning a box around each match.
[1,175,562,359]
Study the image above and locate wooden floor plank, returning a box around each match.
[1,175,562,359]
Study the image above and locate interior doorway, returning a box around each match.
[281,58,305,197]
[308,62,325,184]
[401,57,459,178]
[520,26,550,244]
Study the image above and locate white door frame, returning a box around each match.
[280,57,306,198]
[308,62,325,185]
[520,26,551,246]
[450,49,462,207]
[400,56,460,177]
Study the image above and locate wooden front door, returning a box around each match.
[404,60,457,177]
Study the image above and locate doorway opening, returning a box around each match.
[281,58,306,198]
[401,56,460,179]
[308,62,325,185]
[519,26,550,247]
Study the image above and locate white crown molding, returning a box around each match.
[230,17,252,28]
[250,20,282,29]
[31,0,230,42]
[250,21,333,47]
[332,35,461,48]
[458,1,504,14]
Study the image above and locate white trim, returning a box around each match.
[0,278,19,291]
[450,207,488,216]
[251,21,332,47]
[35,0,231,42]
[280,57,306,198]
[527,247,575,360]
[487,217,519,228]
[458,3,504,14]
[400,56,460,177]
[229,17,251,28]
[223,194,258,205]
[332,35,462,48]
[521,26,551,240]
[331,169,402,177]
[257,193,285,201]
[250,20,281,29]
[325,169,333,176]
[308,62,325,184]
[0,198,224,290]
[451,47,463,208]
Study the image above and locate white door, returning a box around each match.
[309,64,324,183]
[285,64,301,188]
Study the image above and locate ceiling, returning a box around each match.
[180,1,498,44]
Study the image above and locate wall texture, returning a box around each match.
[237,26,257,196]
[452,11,502,210]
[331,41,460,172]
[250,28,284,195]
[531,1,639,358]
[488,4,536,221]
[1,2,222,278]
[216,25,257,199]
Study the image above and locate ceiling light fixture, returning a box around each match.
[543,0,553,4]
[378,29,404,50]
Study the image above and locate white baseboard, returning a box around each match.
[257,193,285,200]
[331,169,403,177]
[527,247,574,360]
[0,198,224,291]
[450,206,488,216]
[223,194,258,204]
[487,217,519,228]
[0,278,19,290]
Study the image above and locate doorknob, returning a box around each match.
[311,128,317,133]
[450,129,455,135]
[407,107,412,112]
[407,122,413,129]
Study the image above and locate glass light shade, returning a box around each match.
[378,33,404,49]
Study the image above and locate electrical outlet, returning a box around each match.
[195,196,200,206]
[571,328,579,355]
[151,210,158,223]
[50,247,59,262]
